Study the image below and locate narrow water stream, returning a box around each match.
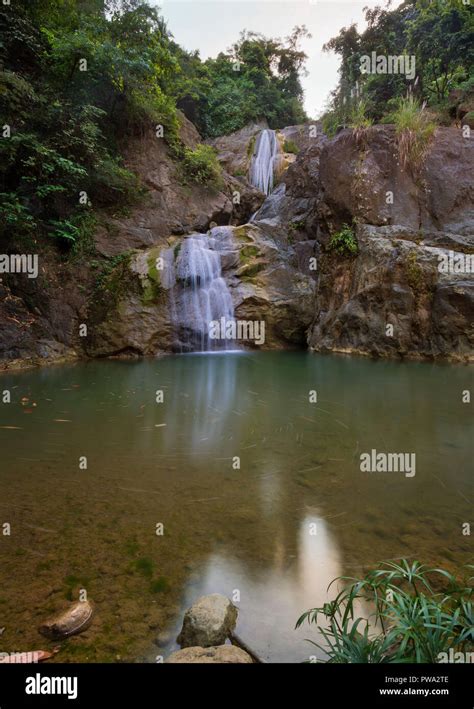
[250,129,281,195]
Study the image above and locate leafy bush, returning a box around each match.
[297,560,473,663]
[390,96,437,172]
[283,139,299,154]
[180,144,222,187]
[329,224,358,256]
[0,192,35,239]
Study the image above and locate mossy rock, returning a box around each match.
[238,262,265,280]
[141,247,165,305]
[462,111,474,129]
[233,226,255,243]
[240,245,260,261]
[247,135,256,159]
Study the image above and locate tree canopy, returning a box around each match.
[321,0,473,133]
[0,0,309,248]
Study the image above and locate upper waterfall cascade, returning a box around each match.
[250,129,281,195]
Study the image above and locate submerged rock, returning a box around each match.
[39,601,94,640]
[166,645,252,663]
[177,594,238,648]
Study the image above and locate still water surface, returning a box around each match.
[0,353,472,662]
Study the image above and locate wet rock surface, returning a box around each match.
[166,645,253,663]
[177,594,238,648]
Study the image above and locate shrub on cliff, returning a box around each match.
[180,145,223,188]
[329,225,358,257]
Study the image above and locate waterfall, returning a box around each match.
[250,129,281,195]
[172,227,236,352]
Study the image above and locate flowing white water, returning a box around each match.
[250,129,281,195]
[173,227,236,352]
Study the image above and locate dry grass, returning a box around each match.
[392,96,437,172]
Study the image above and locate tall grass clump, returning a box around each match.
[349,99,373,146]
[391,96,436,172]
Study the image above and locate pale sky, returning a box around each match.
[157,0,402,118]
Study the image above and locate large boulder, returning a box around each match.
[270,125,473,240]
[314,125,473,236]
[166,645,253,664]
[231,223,316,349]
[308,224,474,361]
[177,594,238,648]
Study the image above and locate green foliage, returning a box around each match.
[1,0,311,258]
[322,109,346,138]
[321,0,474,128]
[0,193,36,239]
[329,224,358,256]
[172,27,311,137]
[180,144,222,187]
[297,560,473,663]
[349,99,373,146]
[283,139,299,154]
[0,1,177,253]
[390,96,437,172]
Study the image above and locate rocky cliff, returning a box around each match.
[1,119,472,368]
[271,125,473,361]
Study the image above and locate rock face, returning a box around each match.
[177,594,238,648]
[254,124,473,361]
[94,114,265,258]
[85,223,316,355]
[231,223,316,348]
[2,117,472,368]
[166,645,253,664]
[85,246,175,358]
[0,251,89,369]
[309,224,473,360]
[210,121,268,177]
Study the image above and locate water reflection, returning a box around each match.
[170,514,342,662]
[162,352,244,454]
[0,353,471,663]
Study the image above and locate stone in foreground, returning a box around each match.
[166,646,252,663]
[38,601,94,640]
[177,594,238,648]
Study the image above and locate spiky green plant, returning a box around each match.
[297,560,473,663]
